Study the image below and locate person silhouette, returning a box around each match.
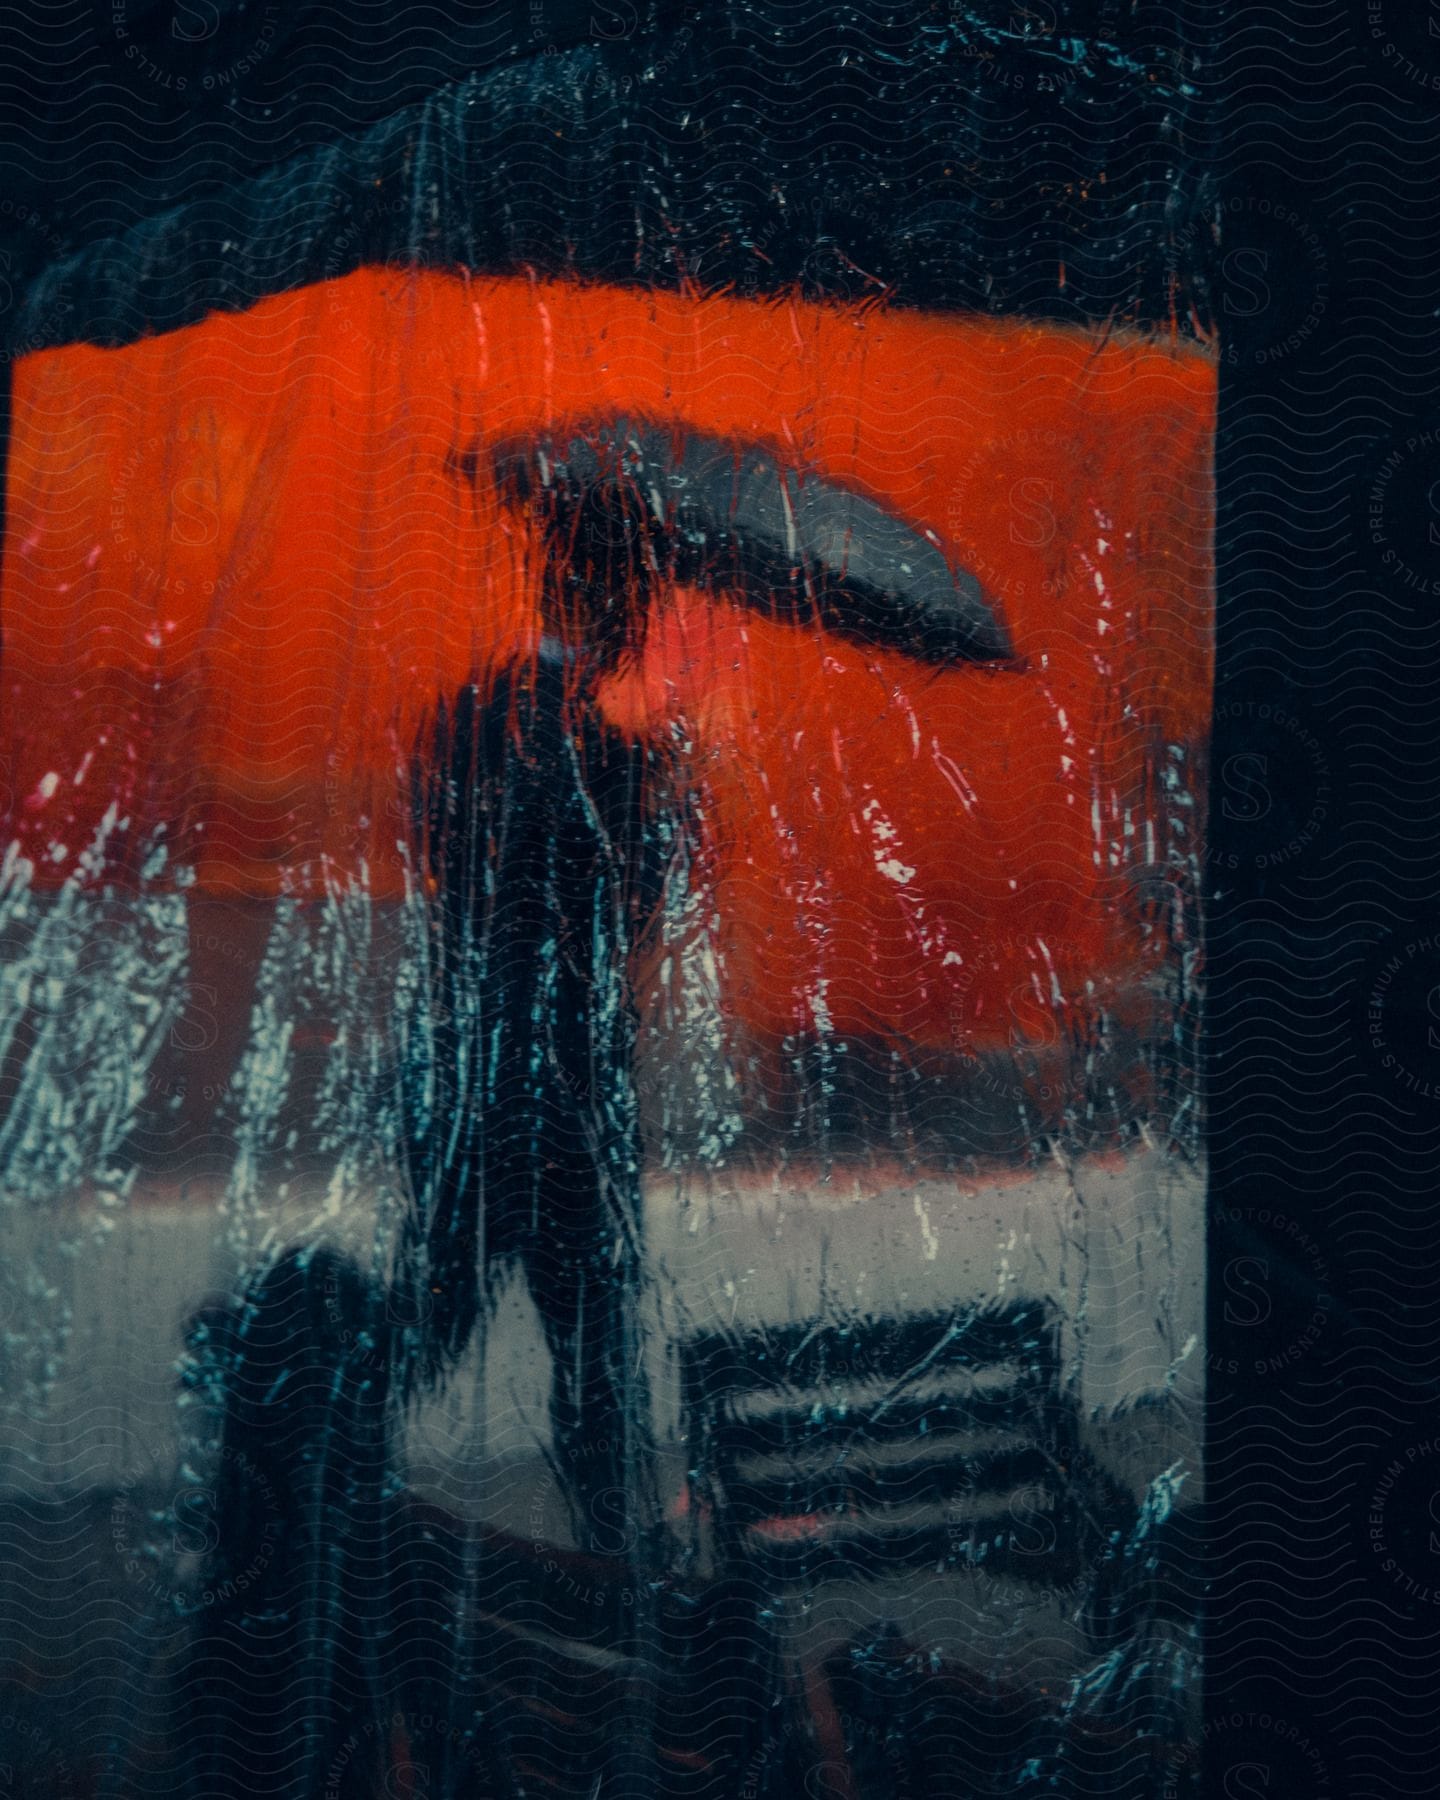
[392,418,1015,1547]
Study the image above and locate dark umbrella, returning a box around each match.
[491,418,1016,666]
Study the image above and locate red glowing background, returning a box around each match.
[1,271,1214,1054]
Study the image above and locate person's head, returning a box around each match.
[180,1245,391,1536]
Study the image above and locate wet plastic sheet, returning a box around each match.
[0,263,1212,1798]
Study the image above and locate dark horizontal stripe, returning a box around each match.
[720,1442,1066,1513]
[680,1302,1062,1401]
[707,1392,1072,1458]
[735,1505,1096,1585]
[4,1,1214,357]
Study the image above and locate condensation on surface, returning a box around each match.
[0,270,1211,1799]
[0,816,187,1452]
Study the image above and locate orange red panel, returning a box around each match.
[1,270,1214,1050]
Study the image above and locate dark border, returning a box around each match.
[1204,6,1440,1795]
